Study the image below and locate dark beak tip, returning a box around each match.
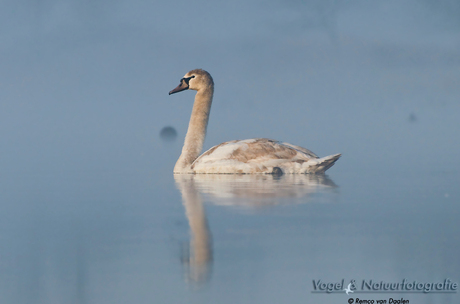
[169,83,188,95]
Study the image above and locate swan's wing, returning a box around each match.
[280,142,318,158]
[191,138,317,173]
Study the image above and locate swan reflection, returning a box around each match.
[174,174,338,284]
[175,175,213,284]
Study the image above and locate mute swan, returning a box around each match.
[169,69,341,174]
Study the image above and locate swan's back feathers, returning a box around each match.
[278,142,318,158]
[190,138,340,174]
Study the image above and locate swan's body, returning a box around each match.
[169,69,340,174]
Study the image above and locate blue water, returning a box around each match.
[1,1,459,303]
[1,146,458,304]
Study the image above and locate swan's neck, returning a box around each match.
[174,88,213,173]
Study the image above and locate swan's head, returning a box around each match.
[169,69,214,95]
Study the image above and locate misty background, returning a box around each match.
[0,0,459,303]
[1,0,459,176]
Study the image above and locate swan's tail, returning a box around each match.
[303,153,341,174]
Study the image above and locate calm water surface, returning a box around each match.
[1,154,458,304]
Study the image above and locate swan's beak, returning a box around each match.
[169,81,189,95]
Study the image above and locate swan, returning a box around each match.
[169,69,341,174]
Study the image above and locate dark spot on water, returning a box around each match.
[160,126,177,142]
[408,113,417,123]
